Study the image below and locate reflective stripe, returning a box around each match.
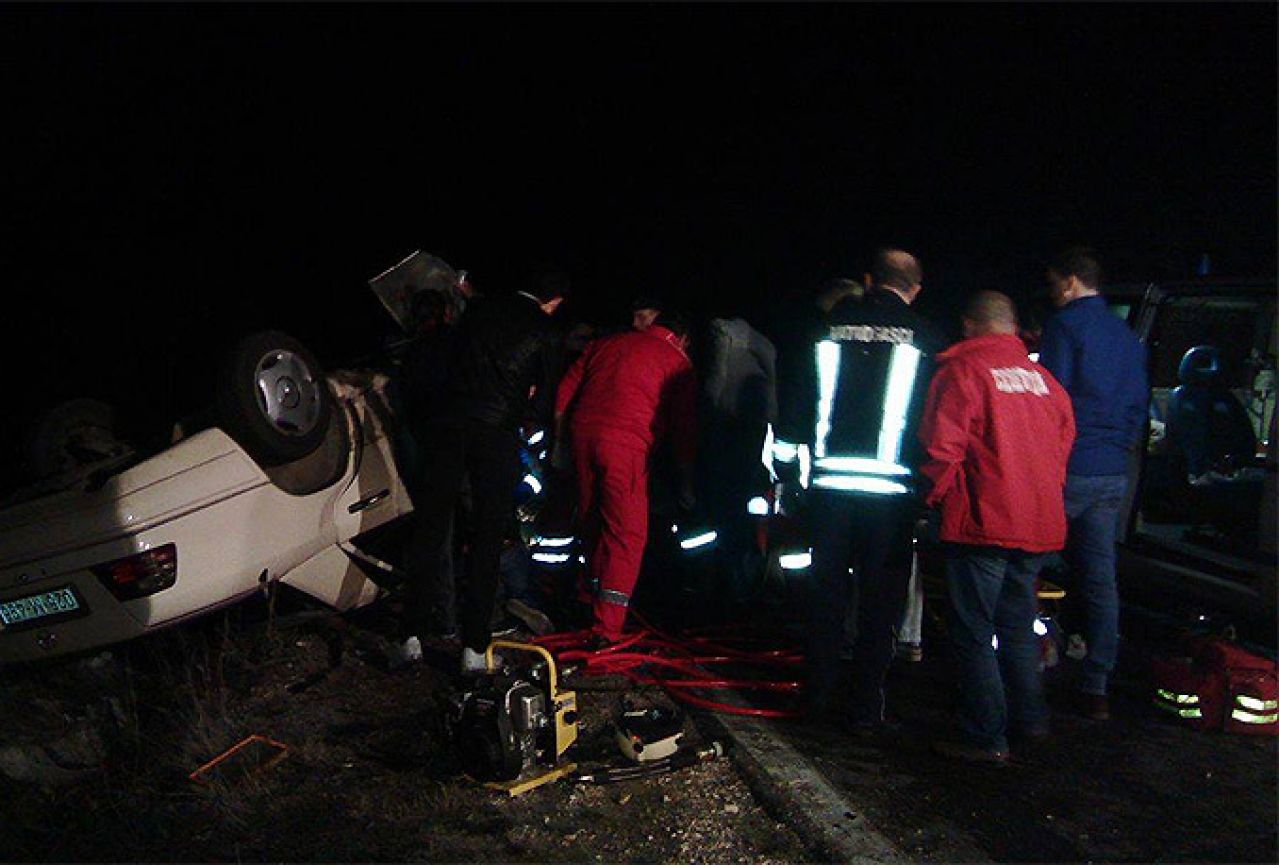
[798,444,812,490]
[531,535,575,548]
[599,589,630,607]
[746,497,770,516]
[527,430,545,446]
[1151,701,1204,719]
[877,344,922,465]
[778,551,812,570]
[522,473,543,495]
[1231,708,1279,725]
[813,341,841,458]
[812,475,909,495]
[1236,695,1279,711]
[813,456,910,476]
[679,530,718,550]
[532,552,571,564]
[1156,689,1200,705]
[1033,618,1048,637]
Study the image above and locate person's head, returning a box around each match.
[870,248,924,304]
[631,294,663,331]
[651,309,691,350]
[961,290,1019,339]
[1046,246,1103,308]
[529,269,571,315]
[410,288,451,332]
[815,277,864,313]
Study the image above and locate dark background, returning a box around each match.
[0,3,1274,446]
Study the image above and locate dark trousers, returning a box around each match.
[805,491,911,722]
[946,546,1049,751]
[405,417,521,653]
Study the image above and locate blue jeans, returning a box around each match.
[1064,473,1127,696]
[946,546,1049,751]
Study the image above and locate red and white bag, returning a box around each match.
[1150,636,1279,736]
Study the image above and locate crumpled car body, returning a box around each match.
[0,371,413,665]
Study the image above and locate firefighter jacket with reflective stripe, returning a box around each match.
[779,289,947,495]
[555,325,697,466]
[919,333,1076,552]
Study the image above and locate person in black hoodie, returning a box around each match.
[401,274,567,674]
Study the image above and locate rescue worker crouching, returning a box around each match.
[781,248,947,730]
[554,310,698,644]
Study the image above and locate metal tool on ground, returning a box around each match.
[571,740,727,785]
[449,640,579,796]
[614,699,685,762]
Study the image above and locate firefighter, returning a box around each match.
[781,248,947,730]
[554,310,698,643]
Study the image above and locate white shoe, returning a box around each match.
[461,646,498,676]
[389,636,423,669]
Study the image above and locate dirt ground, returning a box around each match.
[2,581,1276,864]
[782,605,1279,863]
[0,593,812,864]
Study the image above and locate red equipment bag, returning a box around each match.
[1150,636,1279,736]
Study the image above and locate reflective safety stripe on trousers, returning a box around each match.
[811,339,920,495]
[598,588,630,608]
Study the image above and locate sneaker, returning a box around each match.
[388,636,423,669]
[506,599,555,636]
[1079,693,1110,721]
[931,739,1009,765]
[460,646,499,676]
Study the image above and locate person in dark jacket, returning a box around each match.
[555,311,698,643]
[403,278,567,674]
[920,291,1075,763]
[784,248,947,730]
[1038,247,1148,721]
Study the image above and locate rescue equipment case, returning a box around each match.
[1149,635,1278,736]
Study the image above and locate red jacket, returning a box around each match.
[555,325,698,464]
[918,333,1075,552]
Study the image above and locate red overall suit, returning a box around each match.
[555,325,697,641]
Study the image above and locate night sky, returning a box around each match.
[1,3,1274,427]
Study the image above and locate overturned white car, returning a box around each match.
[0,331,414,665]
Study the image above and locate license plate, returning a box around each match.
[0,586,81,627]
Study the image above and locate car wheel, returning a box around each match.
[216,331,332,466]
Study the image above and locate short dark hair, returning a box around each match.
[652,309,690,338]
[631,294,664,312]
[963,290,1018,328]
[871,249,923,292]
[1049,246,1103,290]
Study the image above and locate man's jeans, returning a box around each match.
[946,546,1049,752]
[1064,473,1128,696]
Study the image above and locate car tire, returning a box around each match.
[216,331,333,466]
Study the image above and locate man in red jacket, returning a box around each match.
[918,291,1075,763]
[555,311,698,643]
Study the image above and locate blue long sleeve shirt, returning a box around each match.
[1039,295,1149,476]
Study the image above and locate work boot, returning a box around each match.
[1079,692,1110,721]
[506,599,555,636]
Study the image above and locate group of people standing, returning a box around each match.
[391,244,1149,763]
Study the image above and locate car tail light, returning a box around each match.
[91,544,178,600]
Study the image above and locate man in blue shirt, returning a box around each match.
[1039,247,1149,721]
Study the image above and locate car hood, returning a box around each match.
[0,428,267,572]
